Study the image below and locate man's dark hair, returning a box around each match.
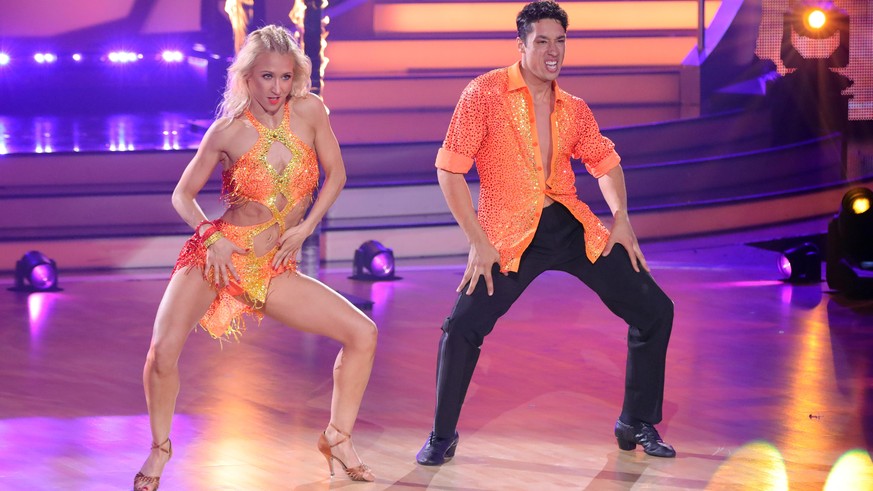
[516,1,569,44]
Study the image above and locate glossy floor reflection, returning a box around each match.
[0,113,207,155]
[0,225,872,490]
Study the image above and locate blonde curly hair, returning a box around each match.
[217,25,312,120]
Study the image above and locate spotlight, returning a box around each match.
[778,242,822,283]
[782,4,849,68]
[806,9,826,31]
[836,187,873,267]
[0,53,10,66]
[773,2,852,159]
[793,7,841,39]
[352,240,397,281]
[108,51,140,63]
[72,53,82,62]
[10,251,60,292]
[826,187,873,297]
[161,50,184,63]
[32,53,58,64]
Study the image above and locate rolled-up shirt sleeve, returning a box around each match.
[435,80,487,174]
[572,102,620,178]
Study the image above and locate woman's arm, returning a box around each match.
[301,94,346,232]
[272,95,346,268]
[173,119,245,284]
[172,120,229,230]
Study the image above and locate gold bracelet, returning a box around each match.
[202,231,224,249]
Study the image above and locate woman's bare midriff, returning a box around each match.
[221,199,309,256]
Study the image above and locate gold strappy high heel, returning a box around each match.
[316,423,375,482]
[133,438,172,491]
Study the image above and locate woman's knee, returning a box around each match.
[145,334,184,377]
[346,316,378,354]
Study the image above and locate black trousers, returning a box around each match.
[432,202,674,438]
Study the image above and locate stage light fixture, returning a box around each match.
[826,187,873,297]
[782,3,849,67]
[837,187,873,266]
[793,7,840,39]
[11,250,60,292]
[161,50,184,63]
[0,53,10,66]
[806,9,826,30]
[108,51,140,64]
[773,2,852,160]
[34,53,57,64]
[352,240,397,281]
[778,242,822,283]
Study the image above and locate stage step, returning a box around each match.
[3,175,870,273]
[0,130,855,272]
[1,93,856,273]
[321,0,726,141]
[326,69,686,144]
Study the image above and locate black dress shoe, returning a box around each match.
[416,431,459,466]
[614,420,676,458]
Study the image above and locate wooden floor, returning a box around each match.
[1,221,872,491]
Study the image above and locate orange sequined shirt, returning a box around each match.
[436,62,621,273]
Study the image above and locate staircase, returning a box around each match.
[324,0,723,143]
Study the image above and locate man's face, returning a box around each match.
[518,18,566,83]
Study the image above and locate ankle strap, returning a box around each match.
[151,438,172,455]
[330,423,351,438]
[327,423,352,447]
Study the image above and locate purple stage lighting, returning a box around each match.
[370,254,394,277]
[34,53,56,64]
[161,50,184,63]
[352,240,397,281]
[11,250,60,292]
[108,51,140,63]
[0,53,9,66]
[778,243,821,283]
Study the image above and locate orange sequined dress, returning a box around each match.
[173,102,319,340]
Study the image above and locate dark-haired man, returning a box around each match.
[416,0,676,465]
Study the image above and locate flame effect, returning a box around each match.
[289,0,329,93]
[226,0,254,54]
[289,0,306,43]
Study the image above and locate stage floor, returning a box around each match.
[1,223,871,490]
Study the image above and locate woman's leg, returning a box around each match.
[261,272,378,470]
[137,269,217,485]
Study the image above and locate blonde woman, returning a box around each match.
[133,25,377,490]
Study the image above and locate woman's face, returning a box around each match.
[246,51,295,113]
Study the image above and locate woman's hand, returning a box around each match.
[272,221,316,269]
[205,237,246,286]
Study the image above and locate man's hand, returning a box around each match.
[458,240,502,296]
[602,212,649,273]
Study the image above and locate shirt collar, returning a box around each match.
[507,61,567,104]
